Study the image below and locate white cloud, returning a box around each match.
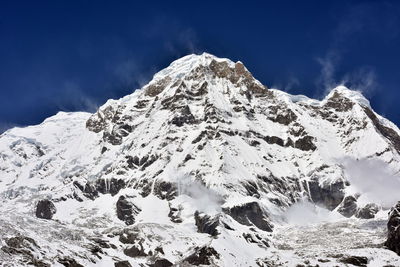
[339,157,400,208]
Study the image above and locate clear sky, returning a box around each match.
[1,0,400,131]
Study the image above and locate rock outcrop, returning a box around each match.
[35,199,56,219]
[356,203,379,219]
[338,196,358,218]
[116,195,141,225]
[223,202,273,232]
[385,201,400,255]
[308,178,345,210]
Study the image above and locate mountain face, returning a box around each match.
[1,53,400,266]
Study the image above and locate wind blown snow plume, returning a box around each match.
[177,175,224,213]
[284,200,342,226]
[341,157,400,208]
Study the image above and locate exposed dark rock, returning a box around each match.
[208,59,267,97]
[86,110,109,133]
[168,204,183,223]
[58,257,85,267]
[35,199,56,219]
[183,246,220,266]
[114,260,132,267]
[248,129,315,151]
[192,130,207,144]
[264,136,284,147]
[363,107,400,154]
[171,105,197,127]
[140,155,158,170]
[223,202,273,232]
[5,235,38,249]
[116,195,141,225]
[325,91,355,112]
[339,255,368,266]
[153,180,177,200]
[117,123,134,137]
[268,106,297,125]
[308,178,345,210]
[124,244,147,257]
[134,99,150,109]
[194,211,220,236]
[338,196,358,218]
[103,130,123,145]
[145,76,172,97]
[88,237,115,249]
[242,181,260,198]
[385,201,400,255]
[249,140,260,147]
[2,236,50,267]
[149,259,173,267]
[73,178,126,200]
[89,243,103,258]
[356,203,379,219]
[183,154,193,163]
[96,178,126,196]
[119,229,139,244]
[294,136,316,151]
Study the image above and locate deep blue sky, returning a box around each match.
[1,0,400,131]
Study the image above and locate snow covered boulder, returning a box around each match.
[35,199,56,220]
[386,201,400,255]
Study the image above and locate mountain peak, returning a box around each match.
[324,85,371,108]
[152,52,235,81]
[143,53,267,98]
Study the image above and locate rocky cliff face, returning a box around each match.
[386,202,400,255]
[1,53,400,266]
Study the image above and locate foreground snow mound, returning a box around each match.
[1,53,400,266]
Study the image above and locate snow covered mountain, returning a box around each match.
[1,53,400,266]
